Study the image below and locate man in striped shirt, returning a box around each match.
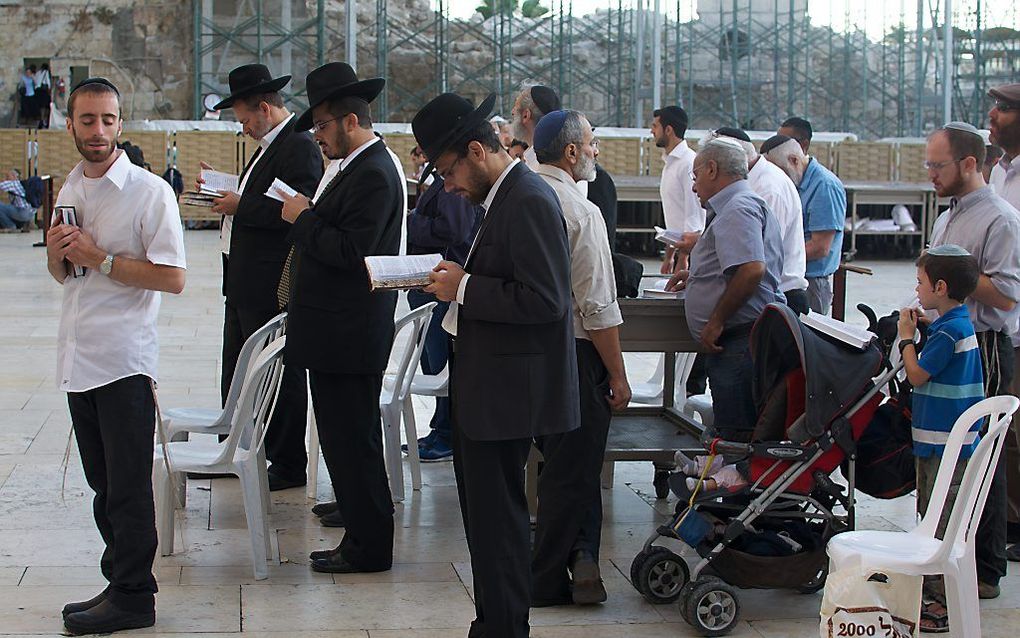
[0,169,35,229]
[898,246,983,633]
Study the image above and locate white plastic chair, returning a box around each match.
[153,335,287,580]
[826,394,1020,638]
[682,391,714,427]
[630,352,697,407]
[308,303,436,504]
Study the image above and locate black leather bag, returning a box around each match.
[612,252,643,298]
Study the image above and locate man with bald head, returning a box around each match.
[763,134,846,315]
[924,122,1020,596]
[667,138,784,441]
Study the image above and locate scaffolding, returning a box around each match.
[192,0,1020,136]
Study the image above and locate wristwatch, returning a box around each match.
[99,254,114,276]
[898,339,915,355]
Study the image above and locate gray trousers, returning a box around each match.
[806,276,833,315]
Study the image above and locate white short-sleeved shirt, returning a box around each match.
[659,140,705,234]
[748,157,807,292]
[55,150,187,392]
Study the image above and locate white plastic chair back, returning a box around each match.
[387,303,437,408]
[630,352,697,405]
[219,312,287,427]
[211,336,287,466]
[914,394,1019,564]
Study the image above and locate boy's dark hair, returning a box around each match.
[449,121,503,158]
[780,116,813,143]
[236,91,285,111]
[653,106,689,139]
[917,251,980,303]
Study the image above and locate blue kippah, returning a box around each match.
[533,110,569,152]
[927,244,971,257]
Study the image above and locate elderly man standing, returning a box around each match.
[510,83,562,169]
[667,138,784,441]
[530,109,631,606]
[925,121,1020,600]
[652,105,703,274]
[762,134,846,315]
[986,84,1020,563]
[711,127,808,314]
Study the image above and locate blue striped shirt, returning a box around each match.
[911,305,985,458]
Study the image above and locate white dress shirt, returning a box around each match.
[748,157,808,292]
[660,140,704,233]
[535,164,622,340]
[221,113,294,255]
[442,159,521,336]
[55,150,187,392]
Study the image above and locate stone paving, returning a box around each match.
[0,230,1016,637]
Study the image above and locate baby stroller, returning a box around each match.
[628,303,903,636]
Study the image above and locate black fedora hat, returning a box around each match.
[294,62,385,131]
[412,92,496,178]
[213,64,291,110]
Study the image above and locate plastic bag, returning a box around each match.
[819,566,921,638]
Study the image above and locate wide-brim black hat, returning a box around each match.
[213,64,291,110]
[294,62,385,131]
[412,92,496,180]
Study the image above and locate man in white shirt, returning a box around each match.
[199,64,323,491]
[531,109,631,606]
[651,105,703,273]
[45,78,186,635]
[712,127,808,313]
[987,82,1020,561]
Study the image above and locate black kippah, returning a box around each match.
[760,134,793,155]
[715,126,751,142]
[70,77,121,96]
[530,85,561,115]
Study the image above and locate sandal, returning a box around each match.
[919,602,949,634]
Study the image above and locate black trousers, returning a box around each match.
[68,375,158,613]
[531,339,612,601]
[308,370,394,570]
[222,300,308,480]
[975,329,1013,586]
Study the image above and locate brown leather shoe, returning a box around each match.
[570,550,607,605]
[978,581,1000,599]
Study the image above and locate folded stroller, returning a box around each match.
[629,303,902,636]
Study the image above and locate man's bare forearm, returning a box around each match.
[588,325,627,382]
[106,257,186,294]
[972,274,1016,312]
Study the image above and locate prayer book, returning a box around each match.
[364,253,443,291]
[52,206,85,278]
[264,178,298,203]
[179,191,218,208]
[641,278,684,299]
[199,169,239,195]
[654,226,683,247]
[801,311,875,350]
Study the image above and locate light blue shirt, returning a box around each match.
[798,158,846,278]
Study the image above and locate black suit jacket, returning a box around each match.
[284,140,403,374]
[226,116,324,311]
[453,162,580,441]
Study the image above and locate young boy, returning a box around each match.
[898,244,984,633]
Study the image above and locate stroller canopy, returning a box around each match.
[750,304,882,440]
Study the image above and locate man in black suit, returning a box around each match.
[204,64,323,490]
[414,93,580,638]
[279,63,401,574]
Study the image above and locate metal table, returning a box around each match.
[843,181,934,258]
[527,297,705,513]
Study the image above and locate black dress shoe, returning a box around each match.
[267,471,306,491]
[311,501,338,517]
[529,595,573,608]
[310,553,388,574]
[309,545,342,561]
[319,509,345,527]
[63,599,155,635]
[570,551,607,605]
[62,587,108,618]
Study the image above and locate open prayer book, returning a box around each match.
[364,254,443,291]
[654,226,684,247]
[641,278,684,299]
[199,169,238,195]
[801,311,875,350]
[265,178,298,203]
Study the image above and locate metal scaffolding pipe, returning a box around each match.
[943,0,953,123]
[347,0,357,70]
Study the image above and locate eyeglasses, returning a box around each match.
[923,158,964,171]
[992,100,1020,113]
[436,156,465,181]
[311,114,346,132]
[690,164,705,180]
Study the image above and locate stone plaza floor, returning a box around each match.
[0,229,1017,637]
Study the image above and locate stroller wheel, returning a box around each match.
[653,469,670,499]
[681,578,741,637]
[630,546,689,604]
[796,564,828,594]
